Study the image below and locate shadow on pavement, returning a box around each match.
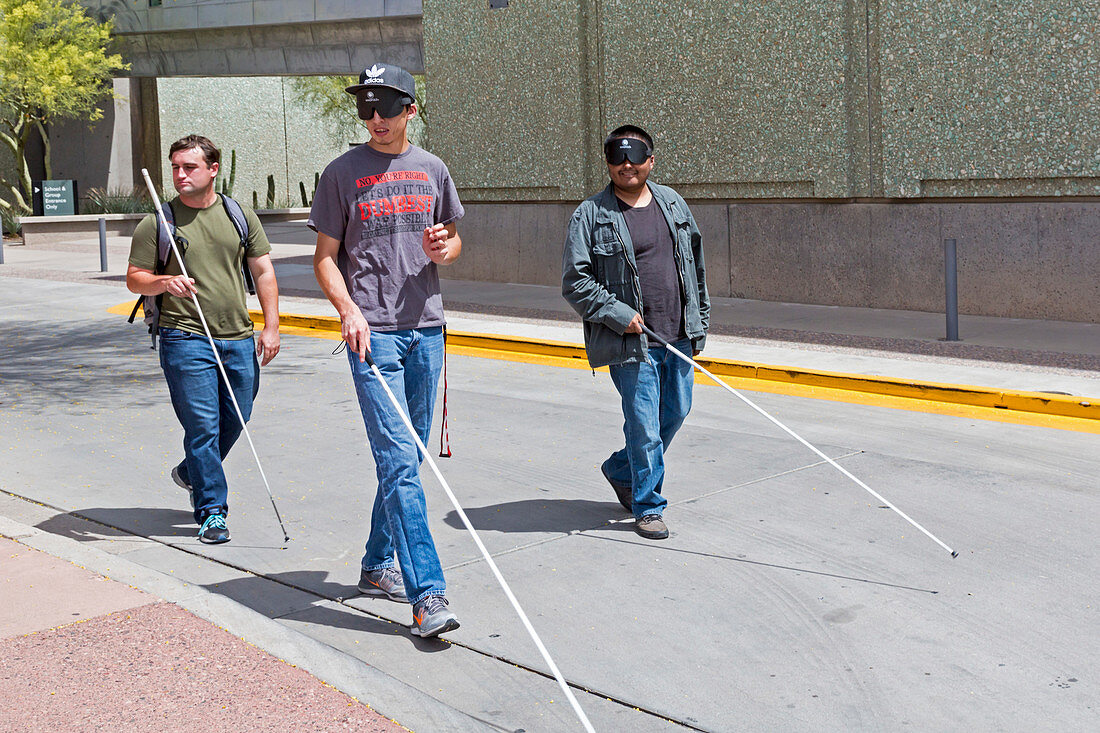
[203,569,450,652]
[0,320,162,412]
[442,498,633,534]
[35,507,195,541]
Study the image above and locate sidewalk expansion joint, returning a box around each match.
[1,488,712,732]
[670,452,864,509]
[442,454,851,574]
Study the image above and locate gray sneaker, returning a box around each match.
[635,514,669,540]
[411,596,460,638]
[171,464,194,510]
[358,567,408,603]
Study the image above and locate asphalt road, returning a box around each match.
[1,278,1096,731]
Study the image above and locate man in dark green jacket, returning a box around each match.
[562,124,710,540]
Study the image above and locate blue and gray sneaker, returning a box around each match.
[358,567,408,603]
[198,513,230,544]
[411,596,460,638]
[171,464,194,510]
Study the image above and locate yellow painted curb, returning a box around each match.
[248,309,1098,423]
[109,302,1099,432]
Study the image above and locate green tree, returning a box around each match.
[0,0,127,216]
[288,74,427,148]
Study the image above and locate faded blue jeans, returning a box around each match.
[605,338,694,518]
[159,327,258,524]
[346,326,446,606]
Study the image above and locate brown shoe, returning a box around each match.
[635,514,669,540]
[601,459,633,512]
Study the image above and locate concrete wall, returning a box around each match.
[451,199,1100,322]
[725,201,1099,320]
[50,79,142,199]
[156,77,353,207]
[81,1,424,76]
[44,74,356,211]
[83,0,421,32]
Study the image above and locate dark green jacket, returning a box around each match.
[562,182,710,368]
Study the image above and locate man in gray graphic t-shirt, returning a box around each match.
[310,150,462,330]
[309,62,465,638]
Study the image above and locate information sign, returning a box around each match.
[32,179,78,216]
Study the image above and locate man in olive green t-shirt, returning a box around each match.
[126,135,280,544]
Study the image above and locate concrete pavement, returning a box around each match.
[1,229,1098,731]
[2,274,1098,731]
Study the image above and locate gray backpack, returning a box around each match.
[128,194,255,347]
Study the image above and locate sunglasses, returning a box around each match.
[604,137,652,165]
[356,88,411,120]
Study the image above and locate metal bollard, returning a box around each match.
[98,217,108,272]
[944,238,960,341]
[0,236,5,265]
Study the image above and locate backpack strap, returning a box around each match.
[155,200,175,273]
[128,202,178,348]
[219,193,255,295]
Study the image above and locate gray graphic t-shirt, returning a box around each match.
[308,144,464,330]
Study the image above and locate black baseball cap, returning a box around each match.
[345,63,416,100]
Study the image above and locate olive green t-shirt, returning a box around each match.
[129,198,271,339]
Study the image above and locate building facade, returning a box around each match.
[58,0,1100,320]
[424,0,1099,321]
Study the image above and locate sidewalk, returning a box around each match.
[5,226,1099,433]
[0,524,407,732]
[4,221,1099,391]
[1,227,1098,731]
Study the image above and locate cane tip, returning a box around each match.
[950,550,958,558]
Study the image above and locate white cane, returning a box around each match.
[641,325,957,558]
[360,350,596,732]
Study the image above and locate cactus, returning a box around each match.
[299,180,309,207]
[265,174,275,209]
[225,149,236,196]
[252,190,258,209]
[217,149,236,197]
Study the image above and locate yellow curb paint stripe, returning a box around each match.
[249,309,1098,425]
[109,302,1099,432]
[444,342,1099,434]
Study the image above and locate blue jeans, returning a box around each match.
[346,327,446,606]
[159,327,258,524]
[605,339,694,518]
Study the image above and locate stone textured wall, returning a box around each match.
[878,1,1099,197]
[425,0,1098,200]
[422,0,593,201]
[426,1,1099,321]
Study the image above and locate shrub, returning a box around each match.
[83,186,152,214]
